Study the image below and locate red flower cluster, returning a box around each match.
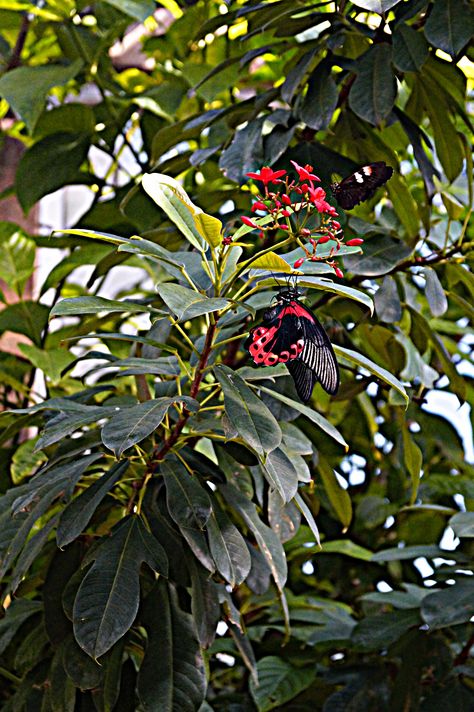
[239,161,365,279]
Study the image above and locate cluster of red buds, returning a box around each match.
[235,161,365,279]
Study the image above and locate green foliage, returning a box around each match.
[0,1,473,711]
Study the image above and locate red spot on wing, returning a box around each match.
[279,301,315,322]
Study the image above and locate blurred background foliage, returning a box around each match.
[0,0,473,710]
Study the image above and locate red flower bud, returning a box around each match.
[311,255,318,261]
[318,235,331,244]
[251,201,267,212]
[241,216,258,228]
[278,224,289,230]
[334,267,344,279]
[331,220,341,230]
[258,231,265,239]
[346,238,364,246]
[293,258,305,268]
[309,238,316,246]
[281,193,292,205]
[300,183,309,193]
[281,209,290,217]
[301,228,311,237]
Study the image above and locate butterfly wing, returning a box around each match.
[331,162,393,210]
[245,298,339,402]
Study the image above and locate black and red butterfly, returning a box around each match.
[330,161,393,210]
[245,287,339,403]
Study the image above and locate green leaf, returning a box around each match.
[156,283,229,321]
[36,405,115,450]
[249,656,315,712]
[248,251,294,274]
[10,436,47,484]
[16,133,90,212]
[351,609,421,651]
[214,365,282,457]
[418,77,464,181]
[449,511,474,538]
[292,276,374,313]
[102,397,198,457]
[73,515,168,659]
[392,23,429,72]
[299,62,338,131]
[57,460,130,548]
[0,60,83,133]
[344,236,412,277]
[402,428,423,504]
[137,581,206,712]
[206,508,251,587]
[18,344,75,385]
[293,492,321,547]
[374,275,402,323]
[424,0,474,58]
[317,540,373,561]
[349,44,396,126]
[0,301,49,345]
[221,484,287,591]
[334,345,408,405]
[102,0,156,21]
[371,544,452,562]
[385,172,420,238]
[0,599,42,655]
[421,579,474,628]
[161,458,212,530]
[260,447,299,503]
[351,0,401,11]
[141,173,222,250]
[424,267,448,317]
[50,296,151,317]
[255,384,347,449]
[0,222,35,295]
[318,459,353,529]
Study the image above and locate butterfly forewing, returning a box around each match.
[331,161,393,210]
[245,289,340,402]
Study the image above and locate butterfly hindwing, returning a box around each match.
[245,289,340,402]
[331,161,393,210]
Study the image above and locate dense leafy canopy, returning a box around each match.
[0,0,473,710]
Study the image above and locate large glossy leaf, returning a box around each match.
[260,447,298,503]
[418,78,464,181]
[351,609,421,651]
[334,345,408,404]
[299,62,338,131]
[156,283,229,321]
[0,302,49,345]
[102,0,155,21]
[102,397,199,457]
[421,579,474,628]
[221,484,287,591]
[292,276,374,313]
[344,236,412,277]
[294,492,321,547]
[57,460,130,548]
[0,222,36,295]
[137,581,206,711]
[424,0,474,58]
[351,0,401,11]
[393,23,429,72]
[0,60,83,133]
[73,516,168,659]
[0,599,42,655]
[36,405,115,450]
[449,511,474,538]
[318,459,353,529]
[50,296,151,317]
[249,656,315,712]
[349,44,396,126]
[206,508,251,587]
[161,458,212,530]
[255,384,347,449]
[141,173,222,250]
[214,365,282,457]
[424,267,448,317]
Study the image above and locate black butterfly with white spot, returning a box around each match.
[245,287,339,402]
[330,161,393,210]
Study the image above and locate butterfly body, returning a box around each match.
[245,288,339,402]
[331,161,393,210]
